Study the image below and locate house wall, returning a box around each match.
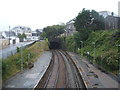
[105,16,119,30]
[65,22,76,36]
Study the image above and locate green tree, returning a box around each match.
[43,25,65,40]
[74,8,105,41]
[18,33,26,42]
[74,8,105,31]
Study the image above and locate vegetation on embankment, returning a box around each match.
[65,30,119,76]
[2,41,49,82]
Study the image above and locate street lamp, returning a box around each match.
[80,41,83,57]
[92,42,96,64]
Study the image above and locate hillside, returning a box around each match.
[65,30,119,76]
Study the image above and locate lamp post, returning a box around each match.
[92,42,96,64]
[80,41,83,57]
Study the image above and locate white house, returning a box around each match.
[11,26,32,41]
[2,31,19,44]
[31,31,39,41]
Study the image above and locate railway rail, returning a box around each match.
[34,50,86,89]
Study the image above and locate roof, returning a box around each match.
[12,26,31,31]
[99,11,112,18]
[99,11,118,18]
[4,31,16,37]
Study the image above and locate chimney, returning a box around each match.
[111,12,114,16]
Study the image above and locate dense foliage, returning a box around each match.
[74,8,105,41]
[42,25,65,40]
[65,30,119,76]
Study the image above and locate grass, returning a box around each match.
[2,41,49,82]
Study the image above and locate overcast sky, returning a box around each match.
[0,0,119,31]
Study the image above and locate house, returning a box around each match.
[2,31,19,44]
[0,32,9,49]
[99,11,112,18]
[31,31,39,41]
[99,11,119,30]
[11,26,32,41]
[65,19,77,36]
[105,15,119,30]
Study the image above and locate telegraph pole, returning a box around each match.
[9,26,10,45]
[93,42,96,64]
[80,41,83,57]
[21,44,23,72]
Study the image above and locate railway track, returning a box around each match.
[34,50,86,89]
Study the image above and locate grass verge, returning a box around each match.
[2,41,49,82]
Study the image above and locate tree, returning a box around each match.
[75,9,105,31]
[18,33,26,42]
[74,8,105,41]
[43,25,65,40]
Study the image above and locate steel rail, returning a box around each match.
[59,50,86,89]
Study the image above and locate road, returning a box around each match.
[0,41,35,59]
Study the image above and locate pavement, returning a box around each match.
[2,51,52,89]
[68,52,119,88]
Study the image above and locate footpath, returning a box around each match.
[3,51,52,89]
[68,52,119,89]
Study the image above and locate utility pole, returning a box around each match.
[9,26,10,45]
[93,42,96,64]
[101,55,102,68]
[21,44,23,72]
[80,41,83,57]
[28,53,30,66]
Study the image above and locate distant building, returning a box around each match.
[11,26,32,41]
[105,15,119,30]
[2,31,19,44]
[31,31,39,41]
[0,32,9,49]
[99,11,112,18]
[65,19,77,36]
[35,29,43,39]
[99,11,120,30]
